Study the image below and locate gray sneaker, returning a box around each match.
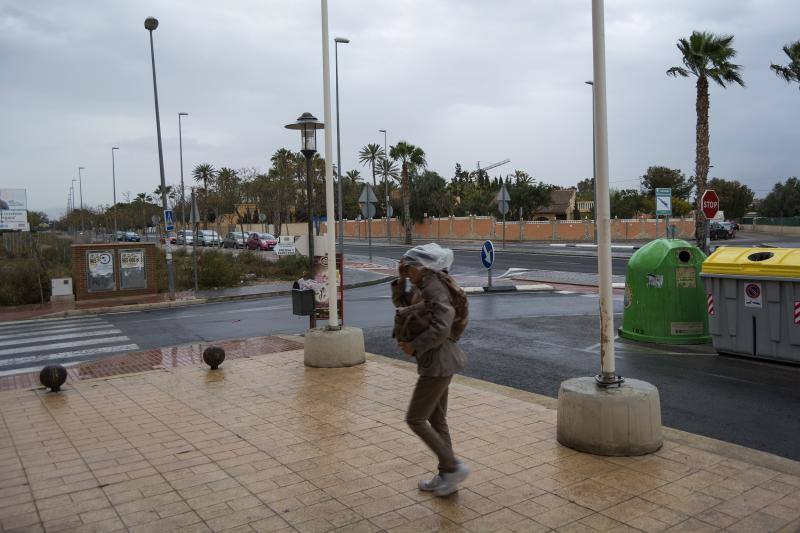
[418,474,444,492]
[433,462,470,497]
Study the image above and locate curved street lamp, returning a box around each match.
[285,112,324,275]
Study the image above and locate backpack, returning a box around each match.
[435,271,469,341]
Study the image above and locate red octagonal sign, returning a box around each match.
[701,189,719,219]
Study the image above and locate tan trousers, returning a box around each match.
[405,376,457,473]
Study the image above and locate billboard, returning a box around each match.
[0,189,28,230]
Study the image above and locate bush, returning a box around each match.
[237,252,308,280]
[155,249,308,292]
[0,259,51,306]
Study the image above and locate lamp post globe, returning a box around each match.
[286,113,324,277]
[144,17,158,31]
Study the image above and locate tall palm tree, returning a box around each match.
[667,31,744,248]
[358,143,384,191]
[153,185,175,208]
[771,40,800,89]
[192,163,216,227]
[389,141,427,244]
[376,157,400,218]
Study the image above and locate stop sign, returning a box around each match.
[701,189,719,219]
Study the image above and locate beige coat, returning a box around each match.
[391,271,467,377]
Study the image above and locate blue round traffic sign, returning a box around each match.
[481,240,494,269]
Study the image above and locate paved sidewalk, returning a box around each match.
[2,343,799,532]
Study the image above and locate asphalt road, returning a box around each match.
[33,280,796,462]
[343,243,630,276]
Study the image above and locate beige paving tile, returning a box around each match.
[3,348,800,533]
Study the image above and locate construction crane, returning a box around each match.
[476,158,511,173]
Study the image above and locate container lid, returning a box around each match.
[701,247,800,278]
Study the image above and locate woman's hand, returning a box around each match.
[398,341,415,357]
[397,259,407,282]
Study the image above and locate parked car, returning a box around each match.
[196,229,222,247]
[177,229,194,245]
[246,232,278,251]
[710,222,731,240]
[115,230,125,241]
[720,221,737,238]
[123,231,141,242]
[165,231,177,244]
[223,231,248,249]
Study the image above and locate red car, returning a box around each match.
[246,232,277,251]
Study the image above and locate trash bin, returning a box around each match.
[701,247,800,363]
[620,239,710,344]
[292,285,315,316]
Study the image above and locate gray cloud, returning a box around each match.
[2,0,799,216]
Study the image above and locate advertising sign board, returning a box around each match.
[0,189,28,230]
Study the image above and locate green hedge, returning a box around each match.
[0,259,51,306]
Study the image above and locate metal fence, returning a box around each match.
[744,217,800,227]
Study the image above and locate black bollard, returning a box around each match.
[203,346,226,370]
[40,365,68,392]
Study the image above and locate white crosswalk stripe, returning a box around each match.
[0,315,138,375]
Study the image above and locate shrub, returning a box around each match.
[0,259,51,306]
[236,252,307,280]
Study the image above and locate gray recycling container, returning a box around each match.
[701,247,800,363]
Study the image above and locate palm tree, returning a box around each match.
[771,40,800,89]
[358,143,384,191]
[376,157,400,218]
[153,185,175,208]
[192,163,215,227]
[667,31,744,248]
[134,193,153,230]
[389,141,427,244]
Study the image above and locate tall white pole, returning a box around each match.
[320,0,339,328]
[592,0,616,380]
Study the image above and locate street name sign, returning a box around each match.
[655,188,672,216]
[701,190,720,219]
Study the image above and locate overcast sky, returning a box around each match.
[2,0,799,216]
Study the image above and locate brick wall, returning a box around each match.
[71,243,158,301]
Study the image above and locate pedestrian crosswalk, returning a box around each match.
[0,315,138,376]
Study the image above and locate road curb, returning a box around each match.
[462,283,555,294]
[34,274,397,319]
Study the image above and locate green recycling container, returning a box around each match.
[620,239,710,344]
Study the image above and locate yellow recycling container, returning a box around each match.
[701,247,800,363]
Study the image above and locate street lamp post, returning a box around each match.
[379,128,389,241]
[334,37,349,256]
[285,113,325,277]
[585,81,597,244]
[111,148,119,236]
[178,112,189,229]
[144,16,176,300]
[78,167,85,233]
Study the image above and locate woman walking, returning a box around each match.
[392,243,470,497]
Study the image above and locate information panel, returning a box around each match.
[120,249,146,290]
[87,250,115,292]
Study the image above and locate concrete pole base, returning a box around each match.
[304,326,366,368]
[557,377,662,456]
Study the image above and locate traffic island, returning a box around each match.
[303,325,366,367]
[556,377,663,456]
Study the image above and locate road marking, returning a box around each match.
[0,317,104,332]
[555,290,576,295]
[0,344,140,370]
[0,336,132,356]
[0,314,99,327]
[1,328,123,346]
[0,322,110,340]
